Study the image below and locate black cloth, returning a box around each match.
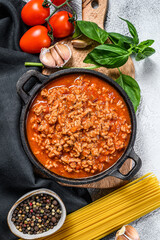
[0,0,92,239]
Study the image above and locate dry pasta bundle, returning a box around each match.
[42,173,160,240]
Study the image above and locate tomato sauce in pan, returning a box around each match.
[26,74,131,178]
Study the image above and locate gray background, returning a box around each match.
[24,0,160,239]
[103,1,160,239]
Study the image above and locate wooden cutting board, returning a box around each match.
[42,0,135,188]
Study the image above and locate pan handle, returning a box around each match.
[16,70,49,104]
[110,148,142,180]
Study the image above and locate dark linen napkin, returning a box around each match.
[0,0,92,239]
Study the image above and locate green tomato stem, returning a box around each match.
[66,2,77,21]
[25,62,44,67]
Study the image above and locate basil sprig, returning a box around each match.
[73,18,155,111]
[135,47,155,61]
[73,20,108,44]
[116,70,141,112]
[136,39,154,50]
[119,17,139,44]
[73,18,155,68]
[84,44,130,68]
[108,32,134,49]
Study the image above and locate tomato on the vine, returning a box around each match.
[48,11,74,38]
[20,26,51,54]
[51,0,67,6]
[21,0,50,26]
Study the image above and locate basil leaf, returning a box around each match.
[116,73,141,111]
[135,47,155,61]
[117,39,125,48]
[109,32,134,48]
[77,20,108,44]
[83,54,99,65]
[72,23,82,38]
[84,44,130,68]
[119,17,139,44]
[137,39,154,51]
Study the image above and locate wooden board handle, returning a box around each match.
[82,0,108,29]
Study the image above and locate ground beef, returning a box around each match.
[27,74,131,178]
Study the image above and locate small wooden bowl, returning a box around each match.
[7,188,66,239]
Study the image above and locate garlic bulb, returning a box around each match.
[40,43,71,68]
[115,225,140,240]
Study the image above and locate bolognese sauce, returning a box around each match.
[26,74,131,178]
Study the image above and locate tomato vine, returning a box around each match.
[42,0,77,40]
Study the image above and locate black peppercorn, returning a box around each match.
[11,193,62,235]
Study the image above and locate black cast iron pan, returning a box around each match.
[16,69,142,185]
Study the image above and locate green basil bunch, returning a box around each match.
[74,18,155,66]
[73,18,155,111]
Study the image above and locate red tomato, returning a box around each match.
[21,0,50,26]
[48,11,74,38]
[52,0,66,6]
[20,26,51,54]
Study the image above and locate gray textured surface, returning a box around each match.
[102,0,160,239]
[23,0,160,239]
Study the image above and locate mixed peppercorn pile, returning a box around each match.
[11,193,62,235]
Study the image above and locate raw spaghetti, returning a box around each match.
[21,173,160,240]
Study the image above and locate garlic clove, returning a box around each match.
[116,225,126,237]
[124,225,140,240]
[115,225,140,240]
[71,36,93,49]
[54,43,71,61]
[50,47,64,67]
[115,235,128,240]
[71,39,91,48]
[40,48,56,68]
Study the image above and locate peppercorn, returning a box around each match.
[53,200,58,205]
[51,217,57,223]
[11,193,62,235]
